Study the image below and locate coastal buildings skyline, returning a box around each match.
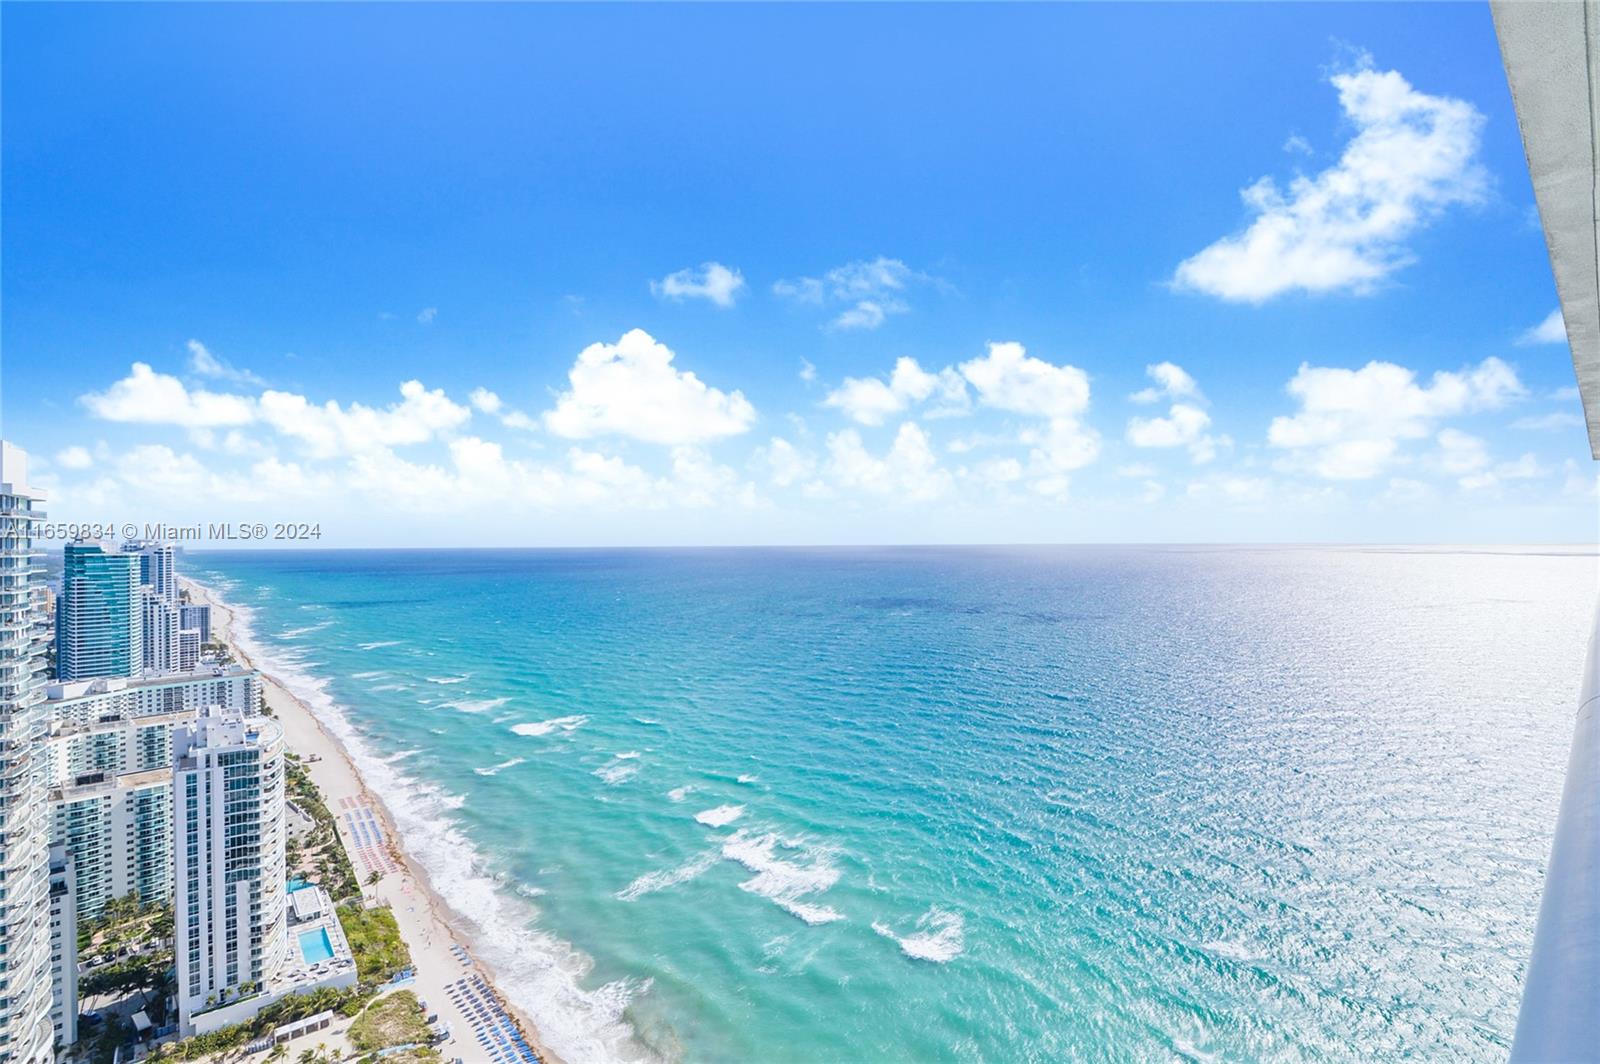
[45,666,262,920]
[0,439,307,1058]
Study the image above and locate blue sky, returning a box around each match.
[2,3,1592,546]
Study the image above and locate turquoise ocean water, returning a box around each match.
[188,546,1593,1063]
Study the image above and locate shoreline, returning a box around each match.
[182,576,564,1064]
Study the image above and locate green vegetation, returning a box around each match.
[142,754,405,1062]
[360,1048,442,1064]
[145,901,411,1060]
[77,893,175,1024]
[338,903,412,984]
[78,892,168,954]
[88,1017,131,1064]
[284,753,360,901]
[145,985,373,1062]
[348,990,432,1053]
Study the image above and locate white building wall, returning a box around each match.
[174,707,287,1035]
[46,666,261,728]
[48,844,78,1049]
[51,769,172,921]
[45,669,261,921]
[141,590,181,673]
[0,442,55,1064]
[178,628,202,672]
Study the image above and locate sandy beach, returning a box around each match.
[182,577,561,1064]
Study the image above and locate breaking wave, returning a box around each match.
[512,715,589,737]
[872,907,965,963]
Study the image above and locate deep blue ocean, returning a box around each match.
[187,546,1594,1063]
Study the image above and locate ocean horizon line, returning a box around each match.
[158,541,1600,554]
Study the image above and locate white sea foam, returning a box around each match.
[615,851,719,901]
[615,751,641,760]
[475,757,527,777]
[208,585,650,1064]
[666,785,694,803]
[370,683,410,693]
[737,774,759,784]
[512,715,588,737]
[445,697,511,715]
[385,749,422,765]
[695,804,745,828]
[720,830,843,925]
[1201,939,1260,964]
[427,674,471,685]
[1172,1038,1222,1064]
[279,621,333,639]
[593,756,641,785]
[352,670,387,681]
[357,640,402,650]
[872,907,964,963]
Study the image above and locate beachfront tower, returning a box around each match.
[57,541,142,681]
[130,541,185,673]
[173,705,288,1034]
[126,540,177,604]
[45,666,264,921]
[180,602,212,646]
[0,442,58,1063]
[142,588,181,673]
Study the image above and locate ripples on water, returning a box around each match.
[192,546,1595,1063]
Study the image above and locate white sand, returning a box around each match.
[184,579,560,1064]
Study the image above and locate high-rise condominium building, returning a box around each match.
[173,705,288,1034]
[45,667,262,920]
[0,443,56,1063]
[178,627,201,672]
[47,845,78,1050]
[130,541,188,674]
[57,541,142,681]
[142,589,181,673]
[179,602,212,646]
[125,541,176,605]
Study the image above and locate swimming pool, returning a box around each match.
[298,927,335,964]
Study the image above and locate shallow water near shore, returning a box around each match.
[189,546,1594,1062]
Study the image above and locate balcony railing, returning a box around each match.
[1511,600,1600,1060]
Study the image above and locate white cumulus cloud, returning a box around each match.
[651,262,746,308]
[469,388,537,432]
[1516,308,1567,346]
[543,328,756,445]
[958,341,1090,420]
[1268,356,1523,479]
[826,423,951,501]
[1174,61,1486,302]
[1130,361,1200,404]
[824,357,967,426]
[259,380,473,458]
[81,363,256,427]
[187,339,265,386]
[1125,362,1221,463]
